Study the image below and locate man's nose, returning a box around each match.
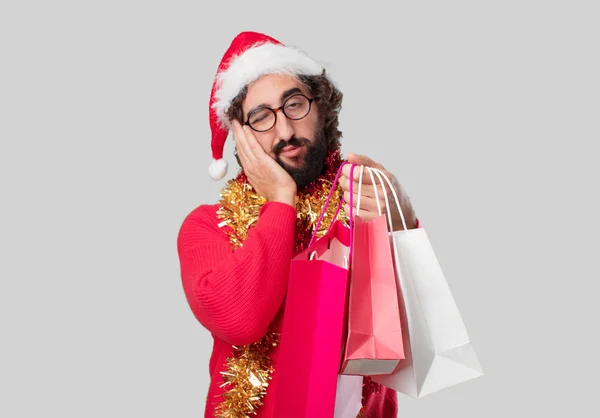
[274,109,294,141]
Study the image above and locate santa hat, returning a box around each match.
[208,31,325,180]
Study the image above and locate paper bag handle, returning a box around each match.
[308,162,357,249]
[356,165,383,217]
[368,168,408,231]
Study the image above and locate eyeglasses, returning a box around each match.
[244,94,315,132]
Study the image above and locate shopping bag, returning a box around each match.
[340,165,404,376]
[333,374,364,418]
[273,163,363,418]
[368,168,484,398]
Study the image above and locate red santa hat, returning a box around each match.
[208,31,325,180]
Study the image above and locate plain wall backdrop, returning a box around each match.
[1,0,598,417]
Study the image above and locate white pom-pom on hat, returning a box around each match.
[208,158,228,180]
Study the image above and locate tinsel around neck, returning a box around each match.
[217,148,348,254]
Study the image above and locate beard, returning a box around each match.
[234,129,329,189]
[272,129,329,189]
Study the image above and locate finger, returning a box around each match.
[344,202,378,217]
[343,191,386,213]
[341,164,387,184]
[340,176,362,194]
[231,120,251,162]
[341,164,361,182]
[341,177,387,199]
[341,167,369,185]
[361,183,388,199]
[343,203,351,216]
[242,124,268,160]
[346,153,386,170]
[339,174,350,190]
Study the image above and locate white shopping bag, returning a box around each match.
[334,375,363,418]
[369,168,484,398]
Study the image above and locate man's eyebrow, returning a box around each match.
[248,87,304,114]
[280,87,303,101]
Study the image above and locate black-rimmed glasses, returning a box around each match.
[244,94,315,132]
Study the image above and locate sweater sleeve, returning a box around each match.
[177,201,297,346]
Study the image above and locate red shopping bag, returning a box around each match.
[273,163,362,418]
[340,165,405,376]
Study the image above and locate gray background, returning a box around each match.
[1,0,598,417]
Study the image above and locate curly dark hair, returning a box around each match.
[224,70,344,151]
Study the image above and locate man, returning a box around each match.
[177,31,419,418]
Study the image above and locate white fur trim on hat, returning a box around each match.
[212,42,323,128]
[208,158,228,180]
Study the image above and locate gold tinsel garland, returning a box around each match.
[215,175,349,253]
[213,168,349,418]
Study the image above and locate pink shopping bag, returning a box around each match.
[273,163,362,418]
[340,165,405,376]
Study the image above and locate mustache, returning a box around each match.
[273,137,310,155]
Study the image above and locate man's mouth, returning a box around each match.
[279,145,303,157]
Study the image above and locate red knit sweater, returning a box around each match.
[177,201,399,418]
